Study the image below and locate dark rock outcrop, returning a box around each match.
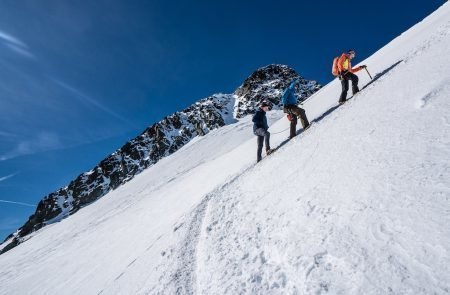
[233,64,321,118]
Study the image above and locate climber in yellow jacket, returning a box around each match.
[337,50,366,104]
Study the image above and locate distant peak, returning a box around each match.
[233,64,321,118]
[245,64,299,82]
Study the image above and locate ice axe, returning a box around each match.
[364,67,373,80]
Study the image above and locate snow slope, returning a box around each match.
[1,3,450,294]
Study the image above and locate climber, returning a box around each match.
[336,49,367,104]
[252,101,274,162]
[281,80,310,139]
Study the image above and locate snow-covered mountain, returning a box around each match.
[1,2,449,294]
[1,65,320,254]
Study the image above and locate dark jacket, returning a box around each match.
[252,108,269,132]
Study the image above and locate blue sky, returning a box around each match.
[0,0,445,241]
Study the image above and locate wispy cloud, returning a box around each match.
[0,200,35,208]
[52,79,133,126]
[0,173,18,182]
[6,43,34,59]
[0,31,26,47]
[0,131,63,161]
[0,30,34,59]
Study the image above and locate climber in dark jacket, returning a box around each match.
[252,101,273,162]
[281,80,310,138]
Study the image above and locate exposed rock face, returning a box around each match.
[233,64,321,118]
[1,65,320,254]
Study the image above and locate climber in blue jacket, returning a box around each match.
[281,80,310,138]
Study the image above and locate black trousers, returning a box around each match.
[339,72,359,102]
[284,105,310,138]
[254,128,270,162]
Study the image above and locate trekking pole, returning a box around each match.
[365,67,373,80]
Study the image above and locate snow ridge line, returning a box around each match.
[172,194,213,294]
[172,161,265,294]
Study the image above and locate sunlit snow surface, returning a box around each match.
[1,3,450,294]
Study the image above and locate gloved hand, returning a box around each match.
[360,65,367,69]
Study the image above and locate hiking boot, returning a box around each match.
[266,149,275,155]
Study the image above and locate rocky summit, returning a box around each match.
[1,64,320,254]
[234,64,321,118]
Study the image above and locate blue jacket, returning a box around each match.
[281,81,298,105]
[252,108,269,131]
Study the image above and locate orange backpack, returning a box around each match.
[332,56,340,76]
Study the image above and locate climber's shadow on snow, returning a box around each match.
[309,60,403,127]
[271,137,292,153]
[361,60,403,91]
[309,105,340,126]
